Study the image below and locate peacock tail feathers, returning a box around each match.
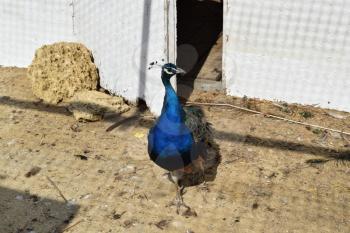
[184,106,221,169]
[184,106,211,143]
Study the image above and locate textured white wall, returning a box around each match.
[3,0,349,113]
[0,0,75,67]
[73,0,169,115]
[0,0,170,115]
[224,0,350,112]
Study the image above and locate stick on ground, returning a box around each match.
[186,101,350,136]
[62,219,84,232]
[46,176,68,203]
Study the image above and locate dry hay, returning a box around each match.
[28,42,98,104]
[68,90,130,121]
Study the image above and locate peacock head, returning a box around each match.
[149,61,186,80]
[161,63,186,78]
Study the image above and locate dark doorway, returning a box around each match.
[176,0,223,102]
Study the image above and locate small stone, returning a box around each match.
[29,195,40,203]
[7,139,16,146]
[66,199,76,207]
[112,210,126,220]
[15,195,24,201]
[329,131,342,139]
[79,193,91,200]
[182,208,197,218]
[171,220,185,229]
[123,219,137,228]
[83,149,90,154]
[281,197,288,205]
[155,219,169,230]
[74,154,88,160]
[25,166,41,178]
[119,165,136,173]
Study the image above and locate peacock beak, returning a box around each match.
[176,67,186,75]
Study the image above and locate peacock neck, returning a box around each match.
[161,72,183,122]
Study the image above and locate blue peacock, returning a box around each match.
[147,62,220,213]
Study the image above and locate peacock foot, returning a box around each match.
[198,180,209,192]
[166,197,196,216]
[166,185,197,216]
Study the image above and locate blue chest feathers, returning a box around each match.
[148,76,195,171]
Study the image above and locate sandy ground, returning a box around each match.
[0,67,349,233]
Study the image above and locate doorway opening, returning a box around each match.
[176,0,223,102]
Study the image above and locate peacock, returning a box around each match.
[147,62,220,213]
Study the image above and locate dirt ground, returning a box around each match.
[0,67,349,233]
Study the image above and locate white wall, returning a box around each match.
[73,0,170,115]
[224,0,350,112]
[0,0,170,115]
[0,0,75,67]
[2,0,349,113]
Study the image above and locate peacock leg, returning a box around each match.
[167,170,191,214]
[175,183,191,214]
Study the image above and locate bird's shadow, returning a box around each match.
[105,98,149,132]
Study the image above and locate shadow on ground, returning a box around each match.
[0,186,79,233]
[1,96,349,166]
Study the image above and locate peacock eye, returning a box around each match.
[164,68,173,74]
